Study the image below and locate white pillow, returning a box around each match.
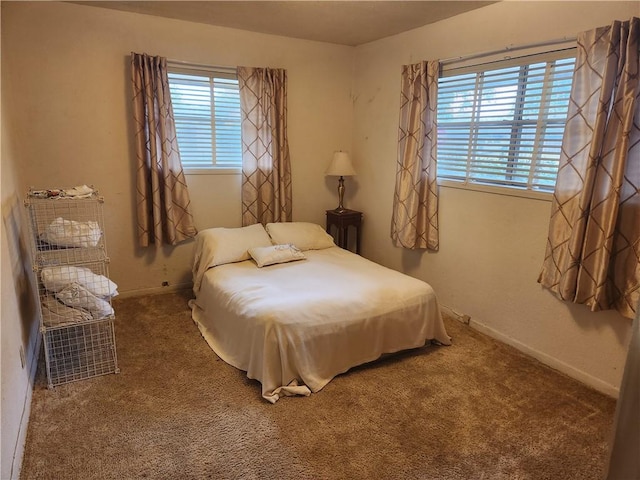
[265,222,335,251]
[192,223,273,291]
[248,244,306,268]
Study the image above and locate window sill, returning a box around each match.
[438,179,553,202]
[184,168,241,176]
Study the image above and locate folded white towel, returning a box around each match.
[41,265,118,298]
[42,217,102,248]
[55,283,114,319]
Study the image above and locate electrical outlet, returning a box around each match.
[19,346,26,369]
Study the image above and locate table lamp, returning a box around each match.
[325,151,357,213]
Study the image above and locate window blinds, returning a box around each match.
[437,51,576,191]
[168,70,241,169]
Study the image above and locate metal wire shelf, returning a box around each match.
[24,187,119,388]
[43,319,119,387]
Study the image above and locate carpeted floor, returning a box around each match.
[21,291,617,480]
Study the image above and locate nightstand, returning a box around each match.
[326,209,362,254]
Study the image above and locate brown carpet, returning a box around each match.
[21,291,616,480]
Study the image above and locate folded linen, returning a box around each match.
[62,185,94,198]
[41,217,102,248]
[41,295,92,327]
[41,265,118,298]
[55,282,114,319]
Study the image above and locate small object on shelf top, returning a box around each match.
[29,185,97,200]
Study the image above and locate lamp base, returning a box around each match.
[332,206,348,214]
[335,176,347,213]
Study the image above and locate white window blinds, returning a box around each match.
[168,67,241,170]
[437,51,576,192]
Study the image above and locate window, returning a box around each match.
[167,65,242,171]
[437,51,575,193]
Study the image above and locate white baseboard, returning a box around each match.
[116,282,192,299]
[441,304,471,324]
[469,318,619,399]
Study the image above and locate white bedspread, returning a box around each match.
[190,247,450,403]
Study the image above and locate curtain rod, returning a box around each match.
[167,58,236,74]
[440,36,577,66]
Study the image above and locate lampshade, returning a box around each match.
[325,151,357,177]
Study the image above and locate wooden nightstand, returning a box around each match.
[326,209,362,254]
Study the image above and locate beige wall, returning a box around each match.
[1,1,354,295]
[351,1,638,396]
[1,55,41,479]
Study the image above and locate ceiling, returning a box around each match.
[72,1,497,46]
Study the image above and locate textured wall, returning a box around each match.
[1,1,354,475]
[2,1,355,295]
[3,3,638,477]
[350,1,638,396]
[1,68,41,479]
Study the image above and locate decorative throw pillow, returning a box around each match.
[248,244,306,268]
[265,222,335,251]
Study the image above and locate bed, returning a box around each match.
[189,222,450,403]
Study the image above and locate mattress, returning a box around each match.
[190,246,450,403]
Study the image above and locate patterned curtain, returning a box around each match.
[391,61,440,250]
[131,52,197,247]
[538,18,640,319]
[237,67,292,226]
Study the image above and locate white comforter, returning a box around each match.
[190,247,450,403]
